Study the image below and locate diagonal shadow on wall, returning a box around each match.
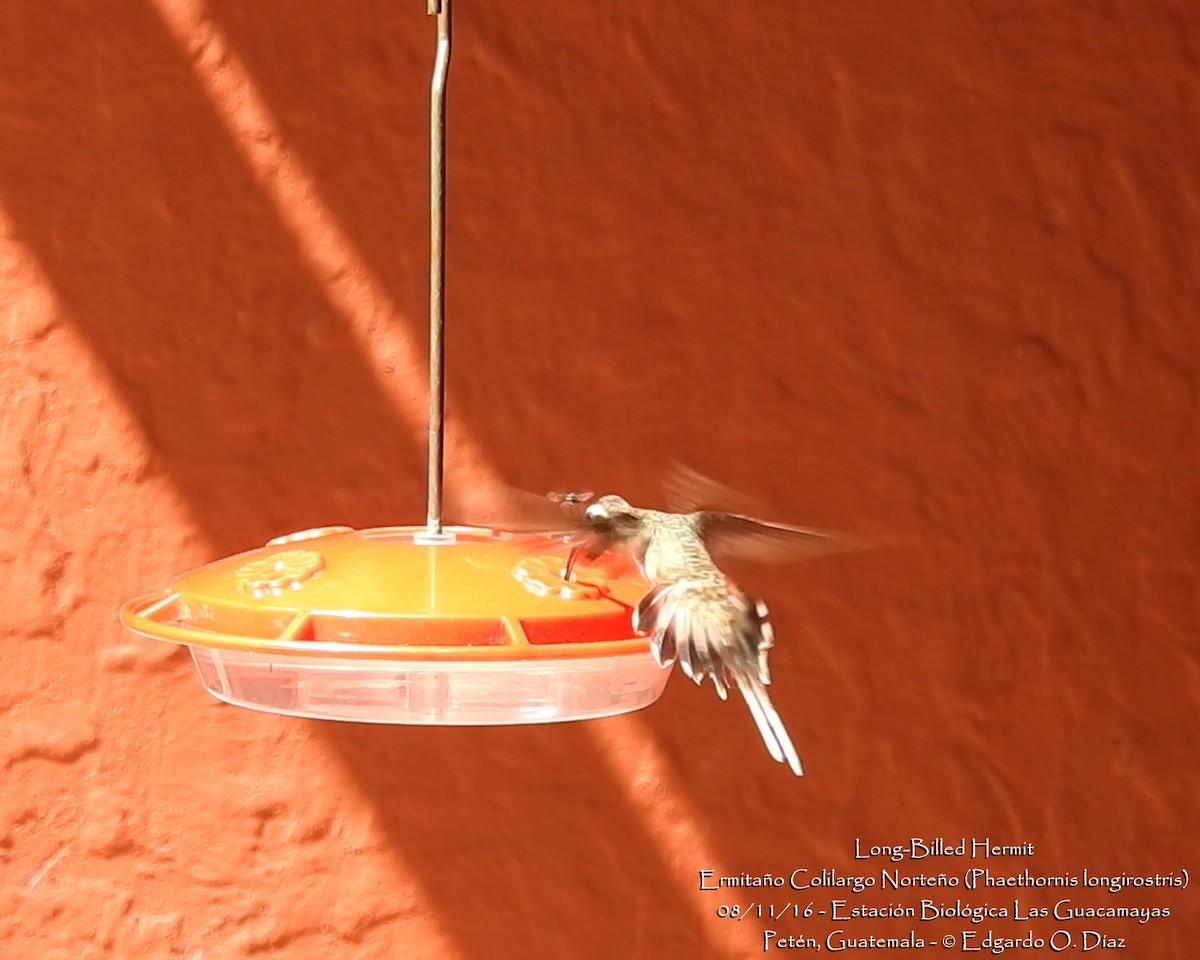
[82,8,1200,958]
[0,3,757,957]
[0,5,430,554]
[199,0,876,872]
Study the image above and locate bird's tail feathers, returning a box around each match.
[632,581,802,775]
[633,581,727,698]
[738,673,804,776]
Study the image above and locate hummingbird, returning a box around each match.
[545,469,854,778]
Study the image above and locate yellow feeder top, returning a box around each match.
[119,526,671,725]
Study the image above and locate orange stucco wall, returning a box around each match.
[2,1,1198,957]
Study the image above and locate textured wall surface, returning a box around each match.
[1,0,1198,957]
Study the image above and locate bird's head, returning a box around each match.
[583,494,644,540]
[584,494,632,521]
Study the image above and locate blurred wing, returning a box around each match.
[546,490,595,509]
[445,479,592,540]
[694,511,864,564]
[662,462,769,515]
[663,463,863,564]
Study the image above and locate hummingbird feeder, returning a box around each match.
[119,1,669,724]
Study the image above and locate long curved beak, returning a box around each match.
[562,543,583,581]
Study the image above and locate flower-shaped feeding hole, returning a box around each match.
[236,549,326,598]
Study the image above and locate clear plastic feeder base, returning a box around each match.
[120,525,669,725]
[190,646,668,725]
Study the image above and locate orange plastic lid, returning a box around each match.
[119,525,652,662]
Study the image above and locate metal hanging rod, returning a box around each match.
[426,0,451,535]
